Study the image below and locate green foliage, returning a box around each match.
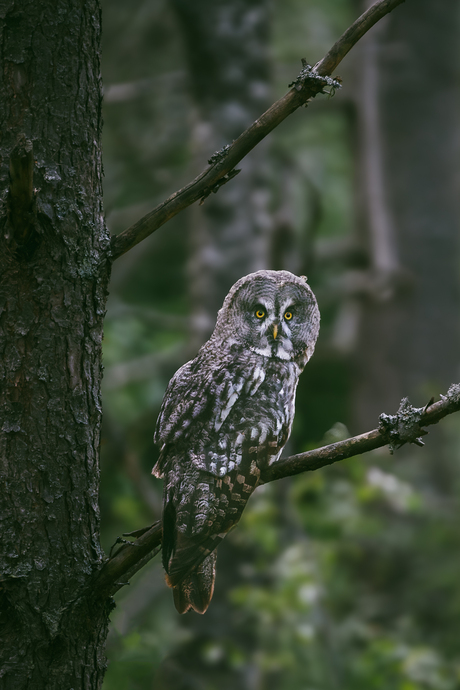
[223,436,460,689]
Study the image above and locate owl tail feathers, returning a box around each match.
[167,551,217,614]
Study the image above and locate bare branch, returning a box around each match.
[110,0,406,261]
[262,386,460,483]
[92,522,162,598]
[314,0,406,76]
[93,383,460,595]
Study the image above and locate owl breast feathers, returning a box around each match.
[153,269,320,613]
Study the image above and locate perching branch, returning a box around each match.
[93,383,460,597]
[110,0,406,261]
[261,385,460,483]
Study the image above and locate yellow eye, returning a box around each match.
[255,309,265,319]
[284,311,293,321]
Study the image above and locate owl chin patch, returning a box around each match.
[251,343,292,361]
[274,344,292,361]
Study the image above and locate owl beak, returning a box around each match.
[272,323,278,340]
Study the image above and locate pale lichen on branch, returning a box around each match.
[288,59,342,99]
[378,398,428,454]
[441,382,460,405]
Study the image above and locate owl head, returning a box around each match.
[211,270,320,367]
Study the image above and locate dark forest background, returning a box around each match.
[99,0,460,688]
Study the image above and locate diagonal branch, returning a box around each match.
[314,0,406,76]
[92,383,460,597]
[110,0,406,261]
[261,385,460,483]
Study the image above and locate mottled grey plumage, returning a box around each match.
[153,270,320,613]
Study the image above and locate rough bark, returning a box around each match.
[0,1,111,688]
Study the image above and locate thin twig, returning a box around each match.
[110,0,406,261]
[314,0,406,76]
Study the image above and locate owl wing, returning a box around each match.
[153,352,268,479]
[153,354,293,613]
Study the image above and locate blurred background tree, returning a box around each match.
[100,0,460,688]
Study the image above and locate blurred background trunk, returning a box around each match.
[353,0,460,428]
[171,0,273,349]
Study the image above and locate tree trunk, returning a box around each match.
[0,1,111,687]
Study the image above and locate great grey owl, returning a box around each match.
[153,270,320,614]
